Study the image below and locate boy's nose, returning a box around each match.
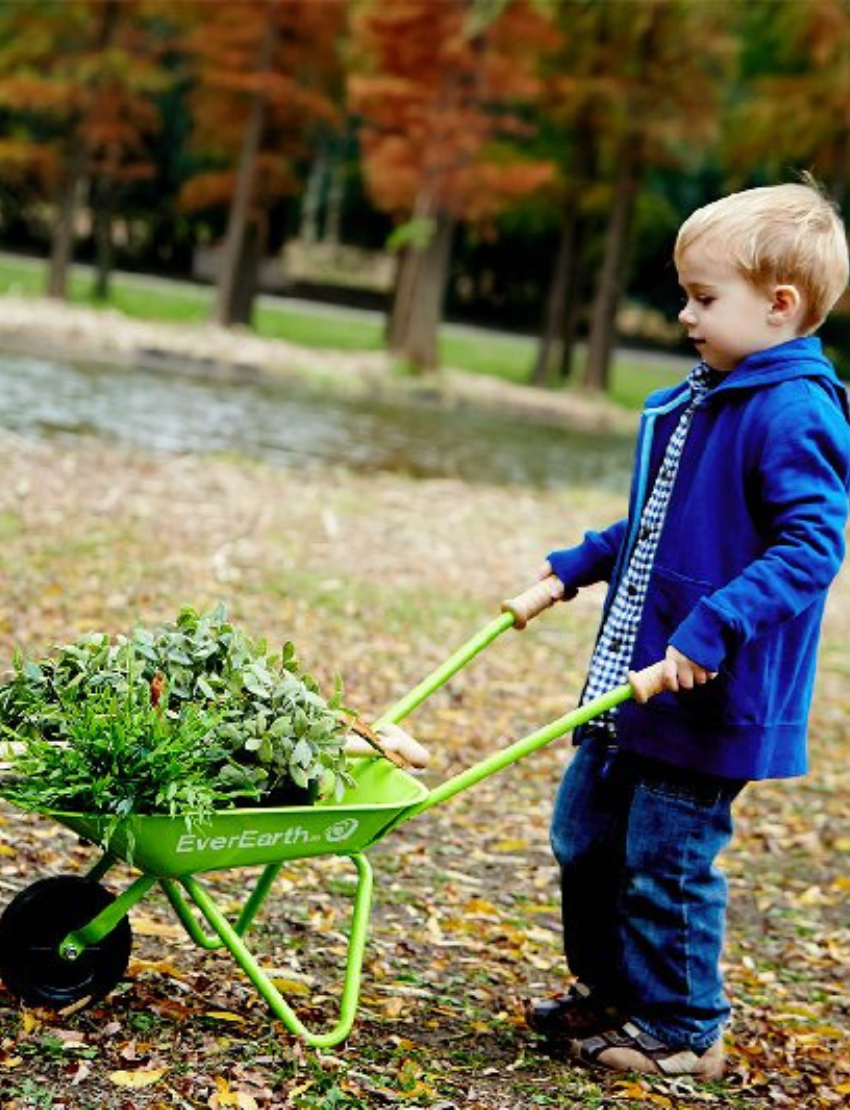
[679,303,695,325]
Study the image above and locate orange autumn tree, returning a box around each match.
[0,0,169,300]
[350,0,559,371]
[177,0,347,327]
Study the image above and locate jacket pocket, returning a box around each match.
[633,566,725,720]
[635,565,715,667]
[636,566,815,728]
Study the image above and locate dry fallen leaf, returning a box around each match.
[109,1067,168,1088]
[209,1076,259,1109]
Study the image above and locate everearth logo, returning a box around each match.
[175,819,361,855]
[324,818,359,843]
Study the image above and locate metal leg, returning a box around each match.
[84,852,118,884]
[60,873,158,959]
[178,854,375,1048]
[160,862,285,951]
[160,878,225,950]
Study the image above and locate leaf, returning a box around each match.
[292,737,313,767]
[130,916,185,939]
[270,976,311,996]
[210,1077,258,1108]
[612,1080,653,1100]
[196,674,216,699]
[205,1011,246,1024]
[109,1066,168,1088]
[492,837,530,852]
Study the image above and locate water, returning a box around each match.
[0,352,636,490]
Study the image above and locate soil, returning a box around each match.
[0,302,847,1109]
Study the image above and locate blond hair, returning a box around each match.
[674,178,849,333]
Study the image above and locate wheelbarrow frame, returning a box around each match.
[0,577,667,1047]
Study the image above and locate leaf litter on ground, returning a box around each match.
[0,431,847,1108]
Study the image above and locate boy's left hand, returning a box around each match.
[663,645,717,690]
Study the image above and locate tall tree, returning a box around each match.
[586,1,737,392]
[350,0,558,371]
[0,0,168,299]
[530,0,737,393]
[725,0,850,207]
[177,0,346,327]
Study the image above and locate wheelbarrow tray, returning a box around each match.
[0,576,666,1046]
[53,757,427,877]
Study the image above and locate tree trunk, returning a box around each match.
[531,113,595,387]
[229,219,262,326]
[529,199,579,386]
[213,1,277,328]
[324,144,345,246]
[582,135,643,393]
[387,185,433,351]
[388,209,455,372]
[559,271,584,381]
[46,146,84,300]
[91,177,115,301]
[299,149,327,245]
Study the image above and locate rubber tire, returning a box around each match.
[0,875,132,1009]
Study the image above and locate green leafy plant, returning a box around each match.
[0,606,356,831]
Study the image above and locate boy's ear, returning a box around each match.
[769,284,803,325]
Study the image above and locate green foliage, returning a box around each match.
[386,217,437,254]
[0,605,355,832]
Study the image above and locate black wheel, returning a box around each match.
[0,876,132,1009]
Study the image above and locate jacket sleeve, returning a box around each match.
[671,386,850,670]
[547,519,628,592]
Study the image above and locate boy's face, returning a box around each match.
[677,242,792,372]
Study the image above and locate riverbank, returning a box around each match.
[0,293,638,434]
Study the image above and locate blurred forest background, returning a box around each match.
[3,8,850,1106]
[2,0,850,392]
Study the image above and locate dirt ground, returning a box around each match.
[0,314,847,1108]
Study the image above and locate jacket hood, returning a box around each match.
[649,336,850,423]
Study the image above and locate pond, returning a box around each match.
[0,351,637,491]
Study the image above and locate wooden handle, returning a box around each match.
[627,660,671,704]
[345,721,430,770]
[501,574,565,630]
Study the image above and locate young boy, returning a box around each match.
[526,180,850,1079]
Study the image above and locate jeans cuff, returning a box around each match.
[630,1015,723,1054]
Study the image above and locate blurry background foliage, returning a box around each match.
[0,0,849,385]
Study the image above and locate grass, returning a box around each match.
[0,249,687,409]
[0,439,847,1109]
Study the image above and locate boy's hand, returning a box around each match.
[663,645,717,690]
[501,564,571,629]
[538,560,575,599]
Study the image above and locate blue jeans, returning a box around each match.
[550,735,745,1050]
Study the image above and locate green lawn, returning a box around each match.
[0,251,687,408]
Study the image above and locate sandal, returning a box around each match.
[525,982,625,1040]
[570,1020,725,1079]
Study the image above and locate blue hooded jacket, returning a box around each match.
[548,337,850,780]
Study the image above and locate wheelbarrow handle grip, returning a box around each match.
[627,660,670,704]
[501,573,565,630]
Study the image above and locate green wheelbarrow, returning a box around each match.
[0,577,667,1048]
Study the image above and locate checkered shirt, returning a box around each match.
[582,363,720,718]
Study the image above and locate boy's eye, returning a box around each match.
[696,296,714,307]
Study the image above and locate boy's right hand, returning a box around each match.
[662,645,718,690]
